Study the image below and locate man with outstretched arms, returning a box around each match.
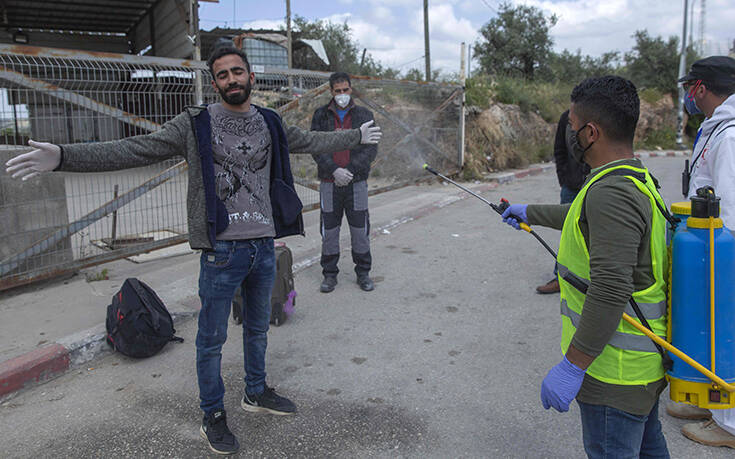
[501,76,670,458]
[5,42,382,456]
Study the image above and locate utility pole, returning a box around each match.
[190,0,203,105]
[286,0,292,70]
[676,0,689,148]
[699,0,706,55]
[459,42,466,168]
[423,0,431,81]
[467,44,472,80]
[460,43,466,86]
[286,0,293,93]
[688,0,695,49]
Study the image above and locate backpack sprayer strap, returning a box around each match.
[559,268,672,370]
[682,121,735,197]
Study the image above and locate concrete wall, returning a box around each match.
[0,30,129,54]
[132,0,193,58]
[0,0,193,59]
[28,105,121,145]
[0,147,72,280]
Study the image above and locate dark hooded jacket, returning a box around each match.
[310,100,378,182]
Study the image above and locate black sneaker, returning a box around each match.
[357,275,374,291]
[320,276,337,293]
[200,409,240,455]
[241,385,297,415]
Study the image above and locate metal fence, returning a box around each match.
[0,44,463,290]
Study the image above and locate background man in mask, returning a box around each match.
[5,42,382,456]
[311,72,378,293]
[667,55,735,450]
[536,109,590,294]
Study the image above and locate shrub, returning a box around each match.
[635,127,678,150]
[639,87,664,105]
[465,75,494,109]
[491,76,573,123]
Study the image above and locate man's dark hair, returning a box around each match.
[570,75,640,145]
[703,80,735,97]
[329,72,351,89]
[207,42,250,76]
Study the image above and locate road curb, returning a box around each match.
[0,344,70,399]
[0,311,197,400]
[635,150,688,158]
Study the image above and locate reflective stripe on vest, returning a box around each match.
[560,299,662,353]
[557,263,666,321]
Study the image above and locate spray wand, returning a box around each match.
[421,164,735,388]
[422,164,557,258]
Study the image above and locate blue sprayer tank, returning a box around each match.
[668,187,735,409]
[667,201,691,244]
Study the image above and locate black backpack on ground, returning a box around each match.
[232,242,297,326]
[106,278,183,358]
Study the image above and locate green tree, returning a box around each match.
[547,49,620,83]
[623,30,697,95]
[403,68,441,82]
[474,2,557,80]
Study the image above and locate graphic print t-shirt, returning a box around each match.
[208,103,275,240]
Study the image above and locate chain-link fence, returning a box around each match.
[0,44,463,290]
[280,77,464,210]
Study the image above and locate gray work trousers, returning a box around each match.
[319,180,371,277]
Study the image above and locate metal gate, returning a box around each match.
[0,44,463,290]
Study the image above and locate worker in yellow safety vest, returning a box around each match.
[501,75,670,458]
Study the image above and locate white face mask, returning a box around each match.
[334,93,351,108]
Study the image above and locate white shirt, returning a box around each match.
[687,94,735,229]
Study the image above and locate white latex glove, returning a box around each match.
[333,167,353,187]
[359,120,382,145]
[5,140,61,181]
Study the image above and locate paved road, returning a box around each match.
[1,156,731,458]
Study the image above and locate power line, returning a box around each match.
[394,55,426,69]
[480,0,497,13]
[199,17,285,25]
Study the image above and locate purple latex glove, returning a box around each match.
[540,356,586,412]
[500,204,528,230]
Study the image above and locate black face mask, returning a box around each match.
[218,78,252,106]
[570,124,594,164]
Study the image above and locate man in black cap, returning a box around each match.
[667,55,735,449]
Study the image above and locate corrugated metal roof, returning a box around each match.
[2,0,159,34]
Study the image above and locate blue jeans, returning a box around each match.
[560,184,578,205]
[196,238,275,415]
[578,399,669,459]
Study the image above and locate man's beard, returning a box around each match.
[218,79,252,106]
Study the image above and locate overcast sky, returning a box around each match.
[199,0,735,76]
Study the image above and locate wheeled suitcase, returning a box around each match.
[232,241,296,326]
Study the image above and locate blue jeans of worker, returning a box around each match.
[578,399,669,459]
[552,185,579,276]
[196,238,275,415]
